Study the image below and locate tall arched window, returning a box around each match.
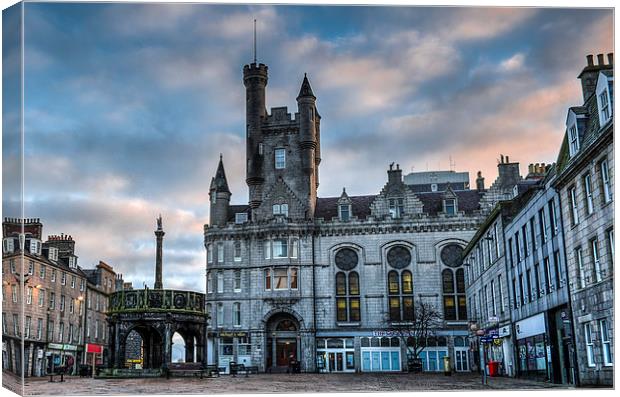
[336,271,360,322]
[443,268,467,321]
[388,270,414,321]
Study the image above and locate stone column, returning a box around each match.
[185,337,195,363]
[154,217,165,290]
[163,323,172,366]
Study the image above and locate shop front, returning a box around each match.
[46,343,79,375]
[416,336,449,372]
[360,336,401,372]
[316,337,355,373]
[215,331,251,374]
[498,324,515,377]
[515,313,549,381]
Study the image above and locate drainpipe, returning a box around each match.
[311,230,318,373]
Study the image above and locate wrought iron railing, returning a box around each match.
[108,289,205,315]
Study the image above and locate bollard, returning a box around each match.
[443,356,451,376]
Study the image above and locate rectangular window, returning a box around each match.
[48,321,54,341]
[337,298,348,321]
[585,323,595,367]
[28,261,34,275]
[389,198,404,218]
[544,257,553,293]
[61,272,66,285]
[526,269,532,302]
[600,159,612,204]
[512,277,518,309]
[233,303,241,327]
[569,186,579,225]
[576,248,585,288]
[522,225,529,257]
[445,199,456,215]
[71,276,75,289]
[340,205,350,221]
[60,295,65,312]
[490,280,496,316]
[583,174,594,215]
[591,239,601,282]
[207,272,212,293]
[51,269,56,282]
[233,241,242,261]
[264,269,271,290]
[599,90,610,123]
[264,241,271,259]
[519,274,525,306]
[49,292,56,310]
[59,322,64,342]
[508,238,514,267]
[234,270,241,292]
[207,244,213,263]
[2,314,6,334]
[95,320,99,339]
[548,200,558,236]
[534,263,541,298]
[217,272,224,293]
[553,251,562,288]
[217,304,224,327]
[494,223,500,258]
[69,299,74,313]
[515,232,521,263]
[10,259,16,273]
[217,243,224,263]
[529,218,536,251]
[80,279,85,291]
[538,208,547,243]
[275,148,286,169]
[68,324,74,343]
[290,268,298,290]
[569,124,580,156]
[274,268,288,290]
[273,239,288,258]
[26,286,33,304]
[39,265,46,279]
[498,275,504,313]
[25,316,31,339]
[608,229,614,265]
[38,289,44,306]
[36,318,43,340]
[599,319,612,366]
[290,238,299,259]
[13,314,19,336]
[235,212,248,224]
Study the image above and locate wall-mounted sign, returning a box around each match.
[219,331,247,337]
[499,326,511,337]
[515,313,546,340]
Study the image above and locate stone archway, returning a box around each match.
[122,324,163,369]
[265,312,301,371]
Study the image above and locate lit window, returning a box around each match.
[389,270,415,321]
[584,323,595,367]
[275,148,286,169]
[336,271,360,322]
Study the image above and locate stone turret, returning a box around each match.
[244,62,268,209]
[297,73,319,218]
[209,155,232,227]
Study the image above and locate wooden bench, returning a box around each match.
[166,363,207,379]
[205,365,220,377]
[229,363,256,377]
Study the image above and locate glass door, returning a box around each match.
[455,349,469,372]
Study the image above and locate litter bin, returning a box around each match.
[488,361,499,377]
[443,356,451,376]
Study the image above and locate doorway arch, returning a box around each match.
[265,313,300,371]
[123,325,163,369]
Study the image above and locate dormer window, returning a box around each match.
[275,148,286,169]
[512,185,519,198]
[568,124,580,156]
[235,213,248,224]
[431,183,438,192]
[389,198,404,219]
[444,199,457,215]
[596,71,613,127]
[2,238,14,254]
[68,256,77,269]
[273,203,289,217]
[48,247,58,262]
[339,204,351,221]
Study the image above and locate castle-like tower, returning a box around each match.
[218,62,322,223]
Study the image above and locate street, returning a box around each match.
[2,370,565,396]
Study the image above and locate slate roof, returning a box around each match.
[416,190,482,215]
[226,205,251,222]
[314,195,376,220]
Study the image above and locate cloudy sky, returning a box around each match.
[2,2,613,292]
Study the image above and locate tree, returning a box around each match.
[387,301,442,369]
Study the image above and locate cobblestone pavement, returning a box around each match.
[3,371,566,396]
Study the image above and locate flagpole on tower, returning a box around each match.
[253,19,257,64]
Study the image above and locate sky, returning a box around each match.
[2,2,614,292]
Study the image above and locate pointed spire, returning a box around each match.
[212,154,231,193]
[297,73,315,100]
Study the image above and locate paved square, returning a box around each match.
[2,371,565,396]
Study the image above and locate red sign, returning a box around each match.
[86,344,103,354]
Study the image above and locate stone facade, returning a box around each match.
[553,54,614,386]
[204,61,522,374]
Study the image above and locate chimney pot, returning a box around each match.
[587,54,594,66]
[506,156,510,163]
[597,54,605,66]
[607,53,613,65]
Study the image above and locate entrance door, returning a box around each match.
[455,349,469,372]
[275,339,296,366]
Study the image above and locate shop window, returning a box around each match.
[238,336,252,355]
[219,337,233,356]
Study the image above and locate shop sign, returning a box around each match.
[48,343,64,350]
[498,326,511,337]
[37,350,44,359]
[488,316,499,323]
[86,344,103,354]
[372,330,412,337]
[126,359,142,364]
[515,313,546,340]
[63,344,78,351]
[219,331,247,337]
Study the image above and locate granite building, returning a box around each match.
[203,60,525,374]
[553,53,614,386]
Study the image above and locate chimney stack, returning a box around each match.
[607,53,613,65]
[579,53,613,101]
[587,54,594,66]
[476,171,485,192]
[597,53,605,66]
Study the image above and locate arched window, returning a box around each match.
[442,268,467,321]
[336,271,360,322]
[388,270,414,321]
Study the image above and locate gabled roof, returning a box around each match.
[416,190,482,215]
